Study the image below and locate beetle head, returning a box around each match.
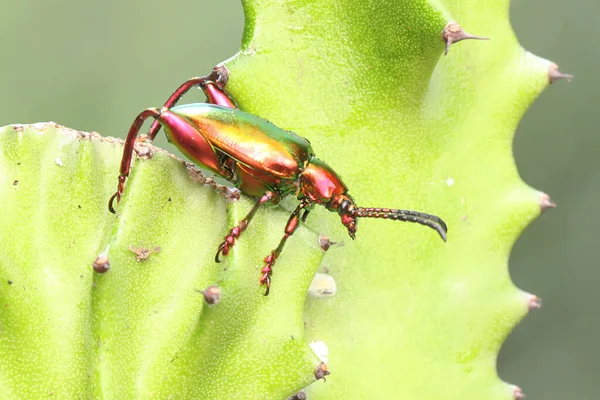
[297,158,357,239]
[328,194,358,240]
[298,159,364,239]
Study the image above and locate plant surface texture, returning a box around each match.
[0,0,567,399]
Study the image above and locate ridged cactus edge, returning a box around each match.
[0,0,569,399]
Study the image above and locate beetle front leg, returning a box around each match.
[260,202,308,296]
[215,191,281,262]
[147,65,238,140]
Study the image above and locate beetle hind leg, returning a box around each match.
[108,108,162,213]
[109,108,225,214]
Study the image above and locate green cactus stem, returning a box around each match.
[221,0,568,398]
[0,0,570,398]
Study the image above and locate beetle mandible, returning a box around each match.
[108,66,448,295]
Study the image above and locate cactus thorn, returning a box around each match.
[548,63,574,84]
[92,254,110,273]
[287,390,307,400]
[539,192,557,213]
[314,362,331,382]
[513,386,526,399]
[318,234,337,251]
[527,294,542,311]
[442,21,489,55]
[197,285,221,305]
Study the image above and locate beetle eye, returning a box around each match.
[339,200,351,215]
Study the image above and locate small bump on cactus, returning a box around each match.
[92,253,111,273]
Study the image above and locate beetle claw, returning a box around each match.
[108,192,119,214]
[262,276,271,296]
[215,243,226,263]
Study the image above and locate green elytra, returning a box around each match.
[168,102,314,195]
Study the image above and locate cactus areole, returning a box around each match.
[108,66,448,295]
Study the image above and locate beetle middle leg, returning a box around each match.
[215,191,281,261]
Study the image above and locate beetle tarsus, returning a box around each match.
[214,192,278,264]
[215,225,244,262]
[215,237,234,262]
[260,256,275,295]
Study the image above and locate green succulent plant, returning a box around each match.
[0,0,569,399]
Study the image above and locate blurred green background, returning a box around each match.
[0,1,595,398]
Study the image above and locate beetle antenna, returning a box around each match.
[355,207,448,241]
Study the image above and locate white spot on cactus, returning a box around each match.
[32,122,50,131]
[446,177,455,186]
[310,340,329,363]
[55,157,63,167]
[308,273,336,297]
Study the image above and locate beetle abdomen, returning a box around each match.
[171,103,313,179]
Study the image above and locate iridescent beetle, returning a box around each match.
[109,66,447,295]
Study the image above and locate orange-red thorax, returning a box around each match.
[298,158,358,238]
[298,158,348,204]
